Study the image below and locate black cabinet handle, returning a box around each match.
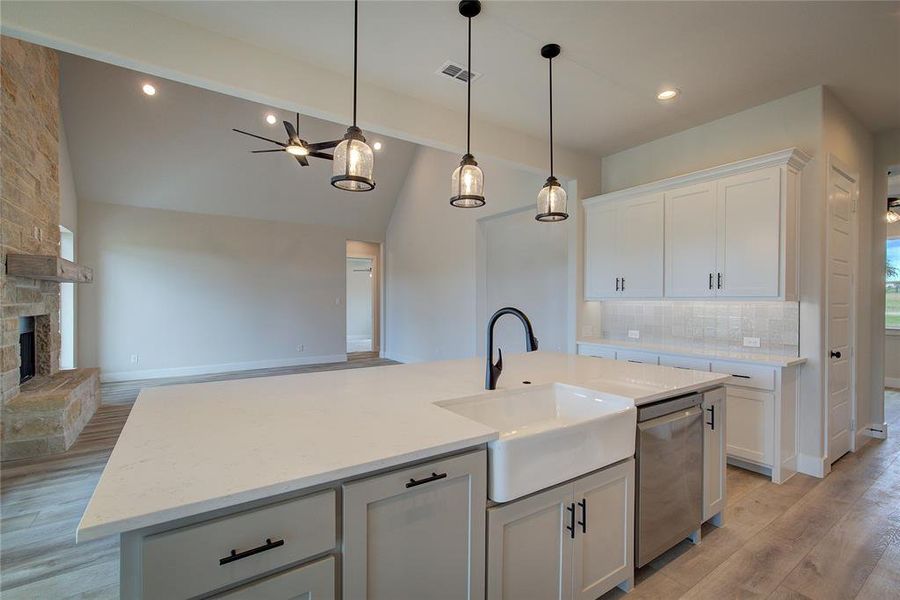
[405,472,447,488]
[717,272,723,289]
[615,277,620,291]
[621,277,625,291]
[566,502,576,539]
[830,350,842,359]
[731,374,751,379]
[219,538,284,566]
[578,499,587,533]
[709,273,713,290]
[706,405,715,430]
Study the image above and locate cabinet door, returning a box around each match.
[665,183,718,297]
[702,388,726,523]
[572,459,634,600]
[343,451,486,600]
[618,193,664,298]
[584,203,620,299]
[214,556,335,599]
[486,484,573,600]
[716,167,782,297]
[725,386,774,466]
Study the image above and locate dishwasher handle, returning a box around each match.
[637,405,702,431]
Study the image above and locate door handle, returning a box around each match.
[830,350,842,359]
[566,502,576,539]
[615,277,620,292]
[706,405,715,430]
[577,499,587,533]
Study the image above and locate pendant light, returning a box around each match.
[536,43,568,222]
[450,0,485,208]
[332,0,375,192]
[888,197,900,223]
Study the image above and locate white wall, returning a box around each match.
[78,201,357,380]
[592,86,828,474]
[384,146,552,363]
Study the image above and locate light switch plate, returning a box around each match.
[743,336,761,348]
[628,330,640,340]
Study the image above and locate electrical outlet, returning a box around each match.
[628,330,640,340]
[743,337,761,348]
[129,354,139,364]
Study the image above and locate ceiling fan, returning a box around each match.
[232,113,342,167]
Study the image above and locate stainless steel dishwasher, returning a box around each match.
[635,392,703,567]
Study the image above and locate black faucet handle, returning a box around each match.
[494,347,503,372]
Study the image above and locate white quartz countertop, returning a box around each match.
[577,337,806,368]
[78,351,728,542]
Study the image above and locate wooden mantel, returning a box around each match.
[6,254,93,283]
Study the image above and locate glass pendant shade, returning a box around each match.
[331,127,375,192]
[536,177,568,222]
[450,155,485,208]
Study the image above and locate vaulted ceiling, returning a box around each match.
[137,0,900,156]
[59,53,419,238]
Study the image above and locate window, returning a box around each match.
[888,237,900,330]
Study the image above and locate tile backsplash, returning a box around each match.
[595,301,800,356]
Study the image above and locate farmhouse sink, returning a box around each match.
[436,383,636,502]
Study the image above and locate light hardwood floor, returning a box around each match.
[1,383,898,599]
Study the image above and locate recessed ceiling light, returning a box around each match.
[656,88,679,102]
[265,113,278,125]
[373,142,383,151]
[142,83,157,96]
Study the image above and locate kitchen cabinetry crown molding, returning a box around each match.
[583,147,811,206]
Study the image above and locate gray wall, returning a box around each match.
[78,201,356,380]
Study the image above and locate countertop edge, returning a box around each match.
[577,339,806,367]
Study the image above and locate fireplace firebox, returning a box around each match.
[19,316,36,384]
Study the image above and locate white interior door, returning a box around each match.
[827,160,856,464]
[483,207,568,354]
[617,193,664,298]
[665,183,718,297]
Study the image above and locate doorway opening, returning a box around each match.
[346,241,381,357]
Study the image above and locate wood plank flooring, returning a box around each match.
[0,381,897,599]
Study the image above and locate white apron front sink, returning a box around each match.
[436,382,636,502]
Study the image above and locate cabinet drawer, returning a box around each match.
[659,355,711,371]
[214,556,335,599]
[142,490,336,599]
[616,350,660,365]
[578,344,617,360]
[710,361,775,391]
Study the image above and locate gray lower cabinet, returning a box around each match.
[487,459,634,600]
[214,556,335,599]
[342,449,487,600]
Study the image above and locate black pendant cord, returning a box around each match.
[548,54,554,178]
[352,0,358,127]
[466,16,472,156]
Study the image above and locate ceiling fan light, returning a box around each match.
[286,144,309,156]
[536,177,568,222]
[450,154,485,208]
[331,126,375,192]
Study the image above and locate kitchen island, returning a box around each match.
[79,351,728,599]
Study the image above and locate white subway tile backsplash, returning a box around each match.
[595,301,800,357]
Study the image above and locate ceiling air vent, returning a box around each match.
[437,60,482,84]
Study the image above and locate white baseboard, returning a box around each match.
[796,453,828,478]
[886,377,900,389]
[101,354,348,383]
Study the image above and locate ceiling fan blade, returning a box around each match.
[251,149,286,153]
[233,129,286,147]
[284,120,300,143]
[307,139,342,151]
[294,155,309,167]
[309,151,334,161]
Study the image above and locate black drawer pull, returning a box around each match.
[566,502,576,538]
[731,374,751,379]
[578,499,587,533]
[219,538,284,566]
[709,273,713,290]
[406,472,447,488]
[717,272,723,289]
[615,277,620,291]
[706,405,715,430]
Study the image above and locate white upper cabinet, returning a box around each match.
[585,148,808,301]
[584,193,664,300]
[716,167,782,297]
[665,182,718,297]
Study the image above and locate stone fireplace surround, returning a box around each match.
[1,36,99,460]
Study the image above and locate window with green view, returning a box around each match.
[888,237,900,329]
